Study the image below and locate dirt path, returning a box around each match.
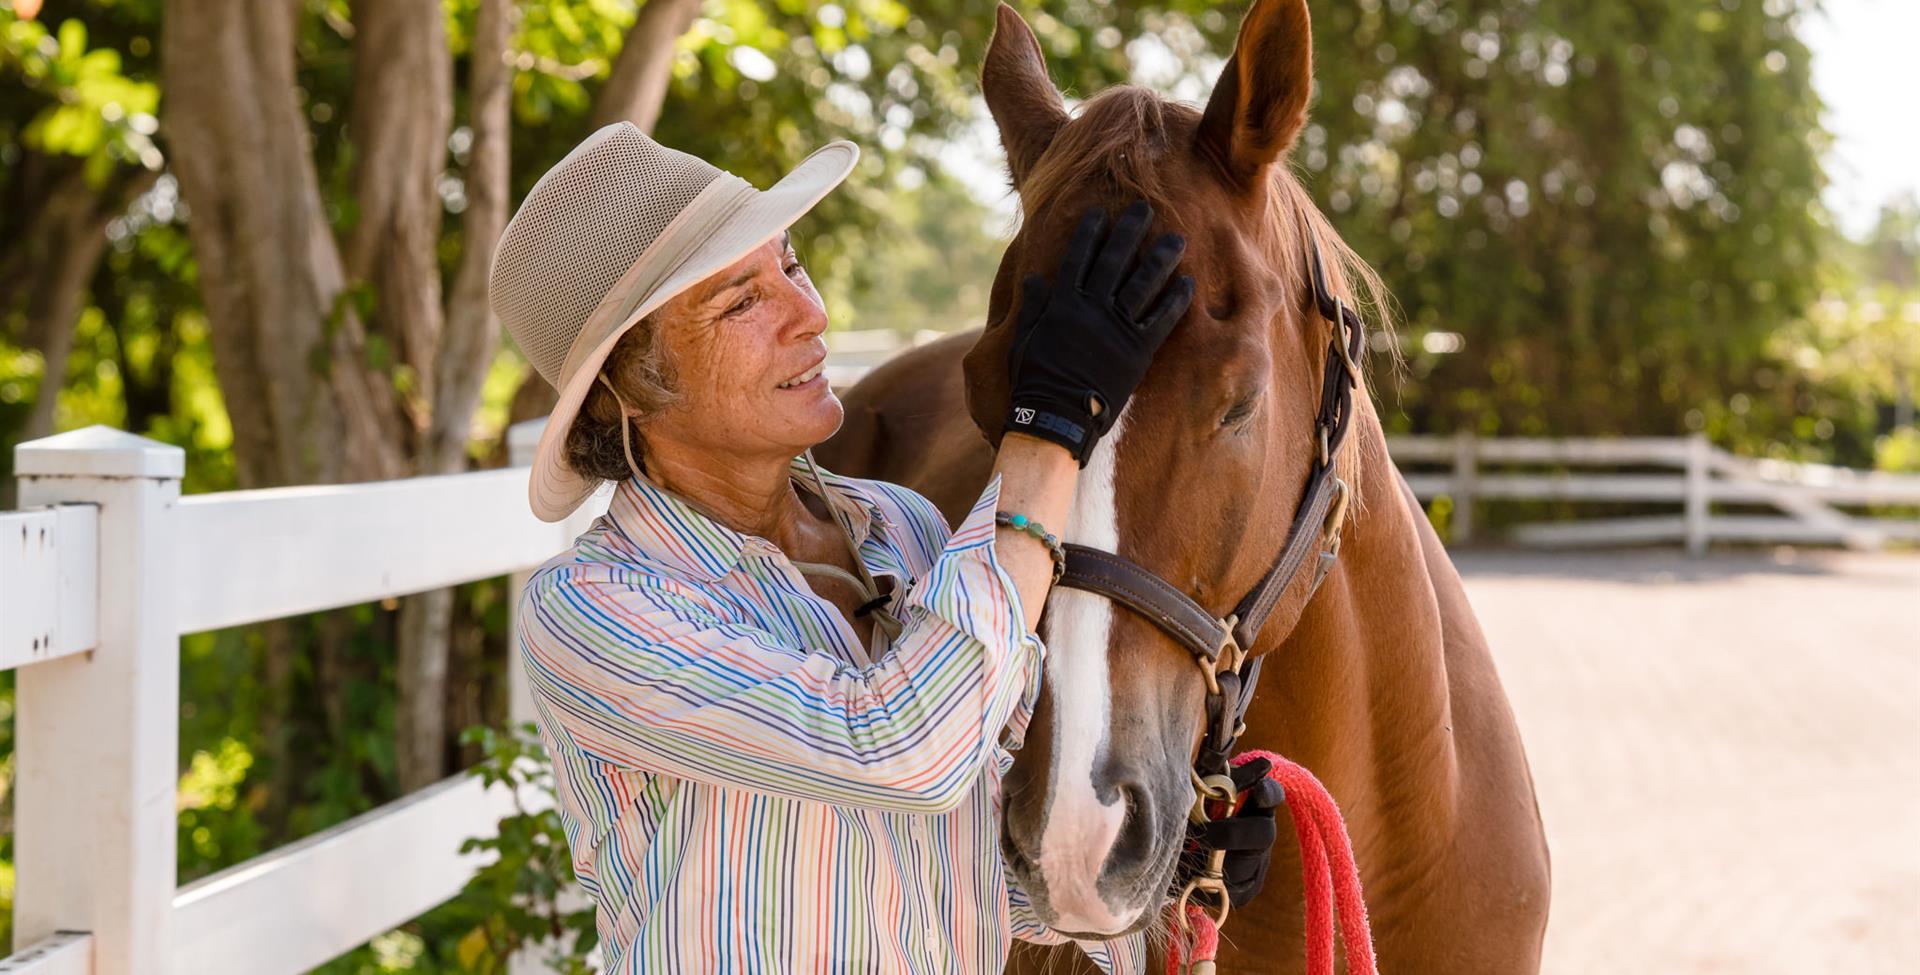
[1456,549,1919,974]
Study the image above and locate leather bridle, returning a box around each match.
[1051,228,1366,928]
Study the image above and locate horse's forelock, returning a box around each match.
[1018,87,1188,219]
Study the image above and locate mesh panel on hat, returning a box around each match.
[491,126,721,387]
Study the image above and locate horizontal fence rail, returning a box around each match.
[2,416,1913,973]
[173,467,593,634]
[0,505,96,668]
[172,773,546,975]
[0,932,93,975]
[1388,433,1920,553]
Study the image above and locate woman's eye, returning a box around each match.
[725,293,757,318]
[784,258,806,278]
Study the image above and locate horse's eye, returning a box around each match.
[1221,397,1257,427]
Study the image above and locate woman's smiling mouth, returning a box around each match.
[776,361,825,390]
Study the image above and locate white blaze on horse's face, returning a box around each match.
[1033,408,1144,933]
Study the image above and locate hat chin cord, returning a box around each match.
[593,372,901,665]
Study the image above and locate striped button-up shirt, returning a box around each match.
[518,460,1146,973]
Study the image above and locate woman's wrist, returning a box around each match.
[990,432,1079,632]
[999,431,1079,471]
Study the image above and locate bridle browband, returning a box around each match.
[1050,225,1366,929]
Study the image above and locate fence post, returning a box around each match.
[12,426,182,972]
[505,419,545,730]
[1684,433,1710,556]
[1450,430,1477,545]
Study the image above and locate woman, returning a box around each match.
[489,122,1191,973]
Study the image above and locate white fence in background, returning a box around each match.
[823,345,1920,556]
[2,418,1914,973]
[0,420,602,975]
[1390,433,1920,554]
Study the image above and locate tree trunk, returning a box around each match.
[18,173,110,441]
[388,0,515,791]
[162,0,407,490]
[164,0,697,801]
[339,0,462,793]
[345,0,453,416]
[427,0,513,475]
[591,0,703,133]
[507,0,699,437]
[3,163,158,444]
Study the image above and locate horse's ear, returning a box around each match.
[982,3,1067,188]
[1195,0,1314,190]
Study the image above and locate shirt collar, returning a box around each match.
[600,456,891,583]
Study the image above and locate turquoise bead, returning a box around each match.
[1010,514,1029,529]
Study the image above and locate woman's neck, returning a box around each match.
[639,436,815,548]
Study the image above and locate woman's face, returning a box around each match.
[639,231,842,460]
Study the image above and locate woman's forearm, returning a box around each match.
[989,431,1079,633]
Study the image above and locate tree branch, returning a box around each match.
[345,0,454,425]
[426,0,514,474]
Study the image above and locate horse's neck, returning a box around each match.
[1249,407,1463,840]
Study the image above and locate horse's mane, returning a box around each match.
[1018,85,1396,486]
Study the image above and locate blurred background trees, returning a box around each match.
[0,0,1909,969]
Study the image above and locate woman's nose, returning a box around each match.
[777,281,828,341]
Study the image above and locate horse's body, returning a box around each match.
[818,3,1549,970]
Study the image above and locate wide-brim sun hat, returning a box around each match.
[490,121,859,521]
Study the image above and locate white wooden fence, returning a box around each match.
[0,421,605,975]
[1390,433,1920,554]
[2,420,1913,973]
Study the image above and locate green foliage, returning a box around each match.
[300,723,597,975]
[0,8,160,176]
[1262,0,1833,448]
[438,724,597,974]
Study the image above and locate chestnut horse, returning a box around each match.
[817,2,1550,971]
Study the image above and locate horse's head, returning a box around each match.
[966,0,1380,937]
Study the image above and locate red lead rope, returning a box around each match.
[1165,750,1378,975]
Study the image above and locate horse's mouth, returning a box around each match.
[1000,827,1187,939]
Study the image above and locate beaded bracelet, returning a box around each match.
[995,512,1067,584]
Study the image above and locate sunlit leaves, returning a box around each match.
[0,12,159,173]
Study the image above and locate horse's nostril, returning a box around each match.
[1111,782,1160,863]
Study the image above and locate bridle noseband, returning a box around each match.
[1050,227,1366,929]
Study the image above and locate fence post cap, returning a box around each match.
[14,425,185,479]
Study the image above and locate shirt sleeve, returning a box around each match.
[519,474,1044,815]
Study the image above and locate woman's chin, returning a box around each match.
[781,387,845,449]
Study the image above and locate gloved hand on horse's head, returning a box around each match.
[1003,200,1194,465]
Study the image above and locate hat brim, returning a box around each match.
[526,140,859,523]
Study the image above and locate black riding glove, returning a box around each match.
[1004,200,1194,464]
[1187,756,1286,907]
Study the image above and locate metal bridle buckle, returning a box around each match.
[1216,614,1245,674]
[1188,767,1237,825]
[1322,477,1352,549]
[1331,297,1363,388]
[1174,854,1233,932]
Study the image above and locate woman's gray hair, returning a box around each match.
[564,311,679,481]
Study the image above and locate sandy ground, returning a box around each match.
[1455,549,1919,975]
